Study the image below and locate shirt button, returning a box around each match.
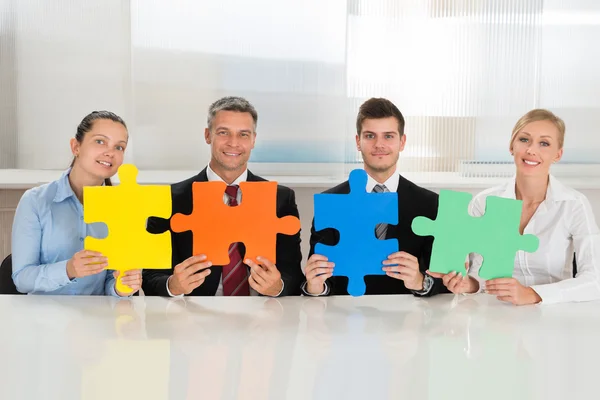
[80,217,84,221]
[80,238,84,242]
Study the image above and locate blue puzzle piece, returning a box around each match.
[314,169,399,296]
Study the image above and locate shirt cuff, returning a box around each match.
[166,276,184,298]
[56,260,74,287]
[301,280,330,296]
[529,284,558,305]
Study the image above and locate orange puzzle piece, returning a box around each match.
[170,181,300,265]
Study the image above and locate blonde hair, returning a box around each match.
[509,109,565,151]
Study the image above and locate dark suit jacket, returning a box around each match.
[309,174,447,296]
[142,168,303,296]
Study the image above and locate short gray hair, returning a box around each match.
[207,96,258,131]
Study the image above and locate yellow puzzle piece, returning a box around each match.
[83,164,172,295]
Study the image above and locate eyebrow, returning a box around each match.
[520,131,554,140]
[362,131,398,135]
[215,127,253,134]
[92,134,127,145]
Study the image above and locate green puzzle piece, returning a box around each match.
[411,190,539,279]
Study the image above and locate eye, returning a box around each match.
[116,145,125,151]
[385,134,394,139]
[519,137,528,143]
[95,139,105,145]
[540,141,550,147]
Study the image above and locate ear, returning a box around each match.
[250,131,257,149]
[204,128,211,144]
[555,147,563,163]
[399,133,407,152]
[355,134,360,150]
[70,138,80,157]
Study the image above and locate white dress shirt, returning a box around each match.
[468,175,600,305]
[167,165,284,297]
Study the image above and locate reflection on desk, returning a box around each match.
[1,294,599,400]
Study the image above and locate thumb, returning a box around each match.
[113,270,120,279]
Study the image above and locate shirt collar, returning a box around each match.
[502,174,575,203]
[53,169,77,203]
[206,164,248,186]
[365,169,400,193]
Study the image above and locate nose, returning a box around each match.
[103,148,115,158]
[526,144,536,156]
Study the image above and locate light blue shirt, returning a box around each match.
[11,170,119,296]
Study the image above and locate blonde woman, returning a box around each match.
[430,109,600,305]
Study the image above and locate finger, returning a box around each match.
[176,255,208,272]
[383,258,418,270]
[181,261,213,277]
[121,280,141,290]
[388,252,418,262]
[306,267,334,280]
[485,283,514,291]
[382,266,417,277]
[486,289,513,297]
[250,266,269,287]
[248,275,261,292]
[441,271,458,285]
[386,271,403,280]
[82,261,108,270]
[186,269,211,286]
[464,261,470,273]
[121,269,142,277]
[308,254,329,263]
[312,272,332,285]
[496,295,515,303]
[447,275,464,292]
[81,256,108,265]
[120,275,142,285]
[486,278,515,285]
[79,250,104,258]
[307,261,335,272]
[254,257,276,272]
[426,271,445,279]
[81,264,106,275]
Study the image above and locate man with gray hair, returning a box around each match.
[143,96,303,297]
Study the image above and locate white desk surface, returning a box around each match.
[0,294,598,400]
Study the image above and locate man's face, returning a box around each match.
[205,110,256,173]
[356,117,405,174]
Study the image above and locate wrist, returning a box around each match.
[528,287,542,304]
[408,273,424,291]
[306,282,325,295]
[268,279,284,296]
[66,261,75,280]
[167,276,183,296]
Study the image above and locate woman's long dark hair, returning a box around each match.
[70,111,127,186]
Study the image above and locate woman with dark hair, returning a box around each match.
[11,111,142,296]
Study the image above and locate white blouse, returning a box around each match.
[468,175,600,305]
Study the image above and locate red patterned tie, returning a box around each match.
[222,185,250,296]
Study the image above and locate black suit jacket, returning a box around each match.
[142,168,303,296]
[309,174,447,296]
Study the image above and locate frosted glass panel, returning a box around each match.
[130,0,348,176]
[1,0,599,178]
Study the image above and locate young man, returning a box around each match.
[303,98,446,296]
[143,97,303,297]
